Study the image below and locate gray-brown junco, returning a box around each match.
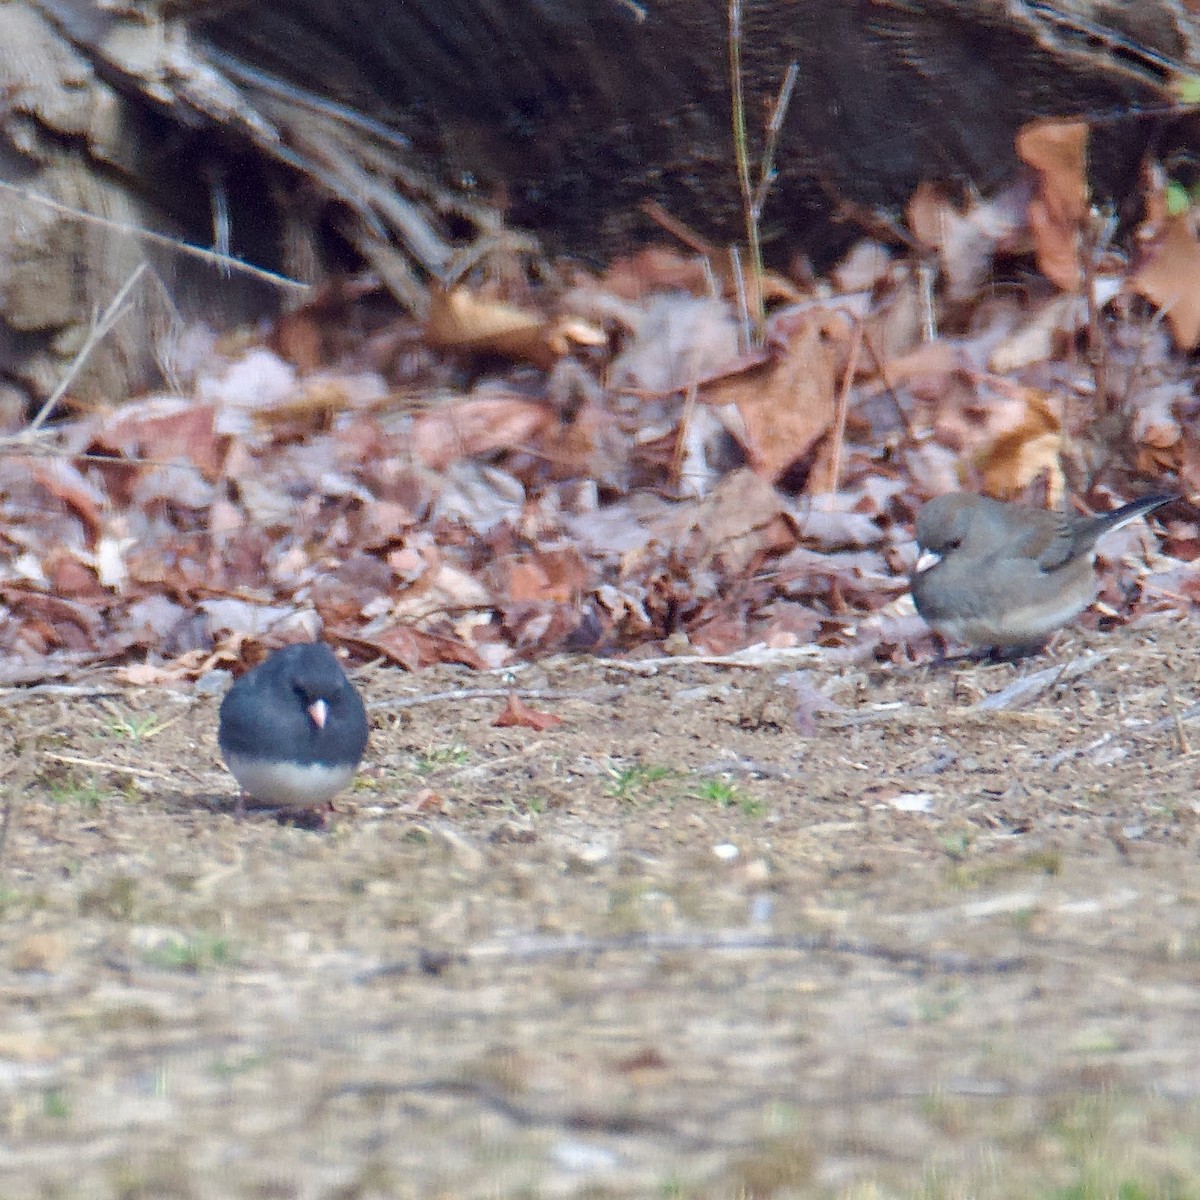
[911,491,1176,651]
[218,642,368,815]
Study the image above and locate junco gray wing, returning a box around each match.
[218,641,368,812]
[911,492,1176,650]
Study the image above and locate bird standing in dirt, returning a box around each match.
[218,641,368,818]
[911,492,1176,653]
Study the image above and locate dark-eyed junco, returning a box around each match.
[911,491,1176,651]
[218,642,368,815]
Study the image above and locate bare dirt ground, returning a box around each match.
[2,615,1200,1199]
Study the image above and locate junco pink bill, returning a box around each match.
[218,642,368,818]
[911,491,1176,653]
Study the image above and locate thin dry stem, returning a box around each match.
[824,317,864,495]
[729,243,752,352]
[751,62,799,220]
[727,0,765,342]
[0,180,309,291]
[1082,208,1118,417]
[23,264,147,437]
[670,380,701,490]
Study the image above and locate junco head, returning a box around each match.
[911,491,1176,652]
[218,641,368,813]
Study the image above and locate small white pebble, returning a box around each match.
[713,843,739,861]
[889,792,935,813]
[552,1141,620,1172]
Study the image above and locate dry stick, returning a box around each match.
[824,317,864,495]
[1166,689,1192,755]
[1081,208,1118,418]
[916,258,938,343]
[41,751,173,782]
[358,927,1024,984]
[639,199,716,256]
[368,688,600,711]
[728,242,752,352]
[0,180,309,292]
[751,62,799,221]
[315,1074,1179,1151]
[860,327,921,444]
[727,0,764,344]
[22,264,147,438]
[670,379,701,491]
[0,685,125,707]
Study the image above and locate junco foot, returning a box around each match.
[218,641,368,816]
[911,491,1176,653]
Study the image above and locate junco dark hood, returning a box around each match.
[218,641,368,810]
[911,491,1176,650]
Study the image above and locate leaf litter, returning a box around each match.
[4,106,1200,1200]
[0,118,1196,692]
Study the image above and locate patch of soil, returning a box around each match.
[1,616,1199,1197]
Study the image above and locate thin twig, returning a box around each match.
[727,0,765,342]
[368,688,598,711]
[671,379,700,490]
[860,326,920,443]
[41,751,174,782]
[824,316,863,494]
[1081,208,1118,417]
[357,926,1025,984]
[1166,689,1191,755]
[728,242,752,352]
[0,685,124,708]
[751,62,799,219]
[0,180,310,292]
[638,200,716,256]
[25,265,146,436]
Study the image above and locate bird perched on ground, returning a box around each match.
[911,491,1176,653]
[218,641,368,816]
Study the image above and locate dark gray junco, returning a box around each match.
[218,641,368,814]
[911,491,1176,651]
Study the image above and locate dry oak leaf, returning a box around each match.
[687,468,797,573]
[492,692,564,731]
[345,626,487,671]
[974,386,1064,504]
[1131,213,1200,351]
[411,396,555,470]
[1015,118,1090,291]
[502,548,590,604]
[424,287,605,369]
[698,315,837,482]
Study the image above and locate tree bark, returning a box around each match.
[0,0,1195,402]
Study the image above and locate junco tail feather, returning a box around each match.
[218,641,368,816]
[911,491,1176,652]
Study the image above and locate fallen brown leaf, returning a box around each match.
[699,314,838,483]
[411,396,554,471]
[493,691,564,730]
[974,387,1064,503]
[1015,118,1090,290]
[424,287,605,369]
[1131,212,1200,350]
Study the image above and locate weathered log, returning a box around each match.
[1,0,1196,402]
